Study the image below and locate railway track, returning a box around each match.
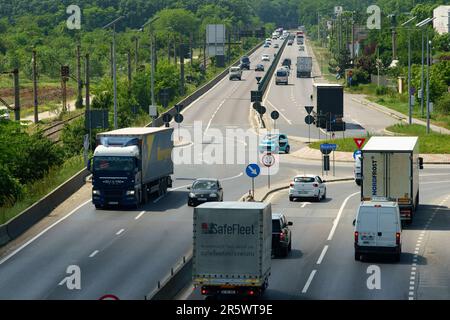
[40,112,84,143]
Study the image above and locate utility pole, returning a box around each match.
[61,66,68,113]
[318,12,320,43]
[151,33,155,107]
[85,53,91,150]
[32,49,38,123]
[134,36,139,72]
[402,16,416,125]
[110,41,114,80]
[190,32,194,66]
[127,50,132,84]
[13,69,20,121]
[76,44,82,108]
[351,12,355,62]
[426,32,430,134]
[180,41,185,95]
[421,30,425,117]
[103,16,124,130]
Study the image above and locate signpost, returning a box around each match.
[305,106,314,143]
[262,153,275,189]
[353,149,362,160]
[246,163,260,198]
[251,90,262,102]
[162,113,172,127]
[320,143,337,176]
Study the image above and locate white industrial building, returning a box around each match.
[433,5,450,35]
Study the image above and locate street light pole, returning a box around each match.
[421,30,424,117]
[401,16,416,125]
[103,16,124,130]
[426,33,430,134]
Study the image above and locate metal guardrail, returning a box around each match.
[257,37,288,95]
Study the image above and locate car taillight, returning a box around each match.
[354,231,359,243]
[280,232,286,241]
[313,183,319,187]
[396,232,401,245]
[249,290,255,296]
[201,289,208,295]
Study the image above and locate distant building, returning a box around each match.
[433,5,450,35]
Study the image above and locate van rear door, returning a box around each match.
[377,206,398,247]
[357,207,378,247]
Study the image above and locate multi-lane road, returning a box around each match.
[0,34,448,300]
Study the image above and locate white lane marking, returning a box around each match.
[89,250,99,258]
[204,99,226,134]
[153,194,165,203]
[220,172,244,181]
[116,229,125,236]
[421,180,450,185]
[316,245,329,265]
[266,100,293,125]
[135,211,146,220]
[327,192,360,241]
[0,199,91,266]
[170,184,191,191]
[302,270,317,293]
[301,202,311,208]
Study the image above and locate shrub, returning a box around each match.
[435,92,450,115]
[0,165,22,207]
[376,86,388,95]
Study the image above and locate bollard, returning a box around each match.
[183,256,186,263]
[158,281,161,289]
[171,268,174,276]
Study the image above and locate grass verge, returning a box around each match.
[0,155,84,224]
[309,123,449,154]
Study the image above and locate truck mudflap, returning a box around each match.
[399,205,414,222]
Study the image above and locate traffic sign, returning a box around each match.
[353,150,362,159]
[257,105,266,115]
[252,101,261,110]
[99,294,120,300]
[162,113,173,123]
[174,113,184,123]
[305,106,314,114]
[305,115,314,125]
[251,90,262,102]
[246,163,260,178]
[353,138,366,149]
[149,105,158,117]
[320,143,337,155]
[270,111,279,120]
[262,153,275,167]
[256,76,262,84]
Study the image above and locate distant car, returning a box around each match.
[259,133,290,154]
[289,175,326,202]
[287,39,294,46]
[353,199,402,262]
[240,56,250,70]
[275,68,288,85]
[273,43,279,48]
[281,58,292,69]
[272,213,293,257]
[299,45,305,51]
[229,66,242,80]
[188,178,224,207]
[262,54,270,61]
[255,63,265,71]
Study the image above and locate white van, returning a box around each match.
[353,199,402,261]
[275,68,288,85]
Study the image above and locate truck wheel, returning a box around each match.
[289,196,294,202]
[95,204,103,210]
[283,246,289,257]
[354,251,360,261]
[355,180,361,186]
[288,241,292,252]
[143,186,149,204]
[394,253,401,262]
[285,145,290,154]
[316,192,321,202]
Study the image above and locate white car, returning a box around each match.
[262,54,270,61]
[353,199,402,261]
[289,175,326,201]
[281,65,290,76]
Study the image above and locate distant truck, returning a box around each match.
[297,56,312,78]
[312,83,345,131]
[361,136,423,223]
[89,127,174,209]
[193,202,272,297]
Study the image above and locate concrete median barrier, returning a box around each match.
[2,168,89,244]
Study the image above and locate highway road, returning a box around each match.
[0,34,448,301]
[186,167,450,300]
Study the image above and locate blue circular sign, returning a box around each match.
[353,150,362,159]
[246,163,260,178]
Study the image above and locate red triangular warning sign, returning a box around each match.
[354,138,365,149]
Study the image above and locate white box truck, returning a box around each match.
[193,202,272,297]
[89,127,174,209]
[296,56,312,78]
[361,137,423,223]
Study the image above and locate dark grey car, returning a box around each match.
[187,178,224,206]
